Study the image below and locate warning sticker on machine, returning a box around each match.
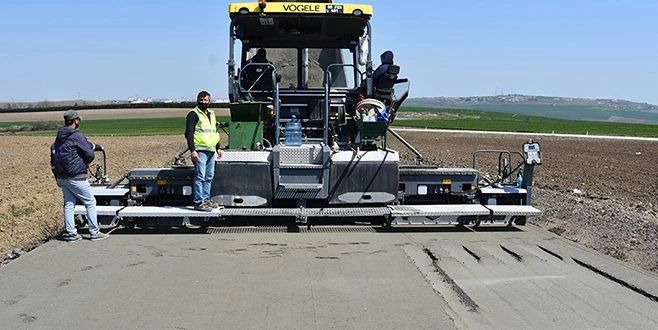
[326,5,344,14]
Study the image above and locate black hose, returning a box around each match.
[387,128,424,164]
[108,173,128,189]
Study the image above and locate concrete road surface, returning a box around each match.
[1,224,657,329]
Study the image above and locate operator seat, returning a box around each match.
[240,57,275,102]
[373,64,399,106]
[241,63,274,92]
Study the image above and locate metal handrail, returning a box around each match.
[473,150,525,185]
[324,63,361,146]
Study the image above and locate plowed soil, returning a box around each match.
[1,110,656,272]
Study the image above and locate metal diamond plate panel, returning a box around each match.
[280,146,323,164]
[207,226,289,234]
[220,208,300,216]
[279,164,324,169]
[218,207,390,218]
[222,151,271,163]
[303,226,377,233]
[304,207,390,217]
[274,189,322,199]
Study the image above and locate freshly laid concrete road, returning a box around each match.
[1,224,657,329]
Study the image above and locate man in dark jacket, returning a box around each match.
[51,110,109,241]
[248,48,270,65]
[241,48,274,92]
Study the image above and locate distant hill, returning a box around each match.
[406,95,658,125]
[4,94,658,125]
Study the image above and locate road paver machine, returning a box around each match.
[76,0,542,228]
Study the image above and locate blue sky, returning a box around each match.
[1,1,657,104]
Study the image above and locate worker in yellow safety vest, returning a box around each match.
[185,90,223,212]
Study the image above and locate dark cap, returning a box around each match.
[64,110,80,121]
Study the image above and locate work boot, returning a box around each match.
[184,221,201,229]
[62,233,82,242]
[205,199,219,209]
[194,202,212,212]
[90,232,110,241]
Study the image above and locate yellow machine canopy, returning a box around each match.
[229,2,372,48]
[229,1,372,17]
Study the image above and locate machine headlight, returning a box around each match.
[353,9,363,16]
[239,7,249,15]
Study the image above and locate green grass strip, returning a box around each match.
[1,107,656,137]
[1,116,231,136]
[395,107,658,137]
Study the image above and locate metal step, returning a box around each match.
[89,187,129,197]
[484,205,541,216]
[304,207,390,217]
[279,164,324,169]
[480,187,527,194]
[74,205,124,216]
[389,204,491,217]
[220,207,390,218]
[220,207,299,217]
[118,206,221,218]
[75,204,540,221]
[280,183,324,190]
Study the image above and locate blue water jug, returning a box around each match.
[516,171,523,188]
[285,115,302,146]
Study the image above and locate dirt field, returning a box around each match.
[389,133,658,273]
[1,114,656,273]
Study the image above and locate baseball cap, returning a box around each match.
[63,110,80,121]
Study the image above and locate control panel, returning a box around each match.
[523,142,542,165]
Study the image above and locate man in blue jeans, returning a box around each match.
[185,91,223,211]
[51,110,109,241]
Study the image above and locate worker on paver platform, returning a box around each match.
[185,91,223,211]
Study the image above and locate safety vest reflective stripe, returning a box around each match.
[193,107,220,152]
[195,145,216,152]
